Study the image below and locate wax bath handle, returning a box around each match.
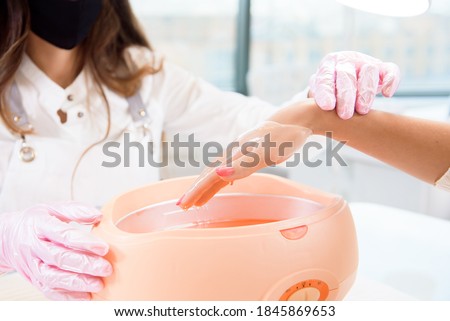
[280,225,308,240]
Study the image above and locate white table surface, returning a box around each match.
[348,202,450,300]
[1,202,449,301]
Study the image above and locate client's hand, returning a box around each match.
[177,121,312,210]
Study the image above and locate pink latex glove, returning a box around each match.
[309,51,401,119]
[0,202,112,300]
[178,121,312,209]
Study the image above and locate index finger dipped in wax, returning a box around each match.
[176,167,226,210]
[177,122,312,210]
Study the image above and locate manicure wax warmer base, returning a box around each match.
[92,174,358,301]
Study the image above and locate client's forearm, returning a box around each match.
[269,99,450,184]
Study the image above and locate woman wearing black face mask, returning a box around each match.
[0,0,401,300]
[0,0,160,301]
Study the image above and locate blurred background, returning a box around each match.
[129,0,450,220]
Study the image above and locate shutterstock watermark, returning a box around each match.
[101,132,347,168]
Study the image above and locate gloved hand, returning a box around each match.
[309,51,400,119]
[0,202,112,300]
[177,121,312,209]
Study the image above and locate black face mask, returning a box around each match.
[28,0,103,50]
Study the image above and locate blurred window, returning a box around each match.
[130,0,450,104]
[249,0,450,103]
[130,0,239,90]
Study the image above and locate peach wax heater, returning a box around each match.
[92,174,358,300]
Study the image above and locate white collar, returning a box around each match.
[17,54,91,116]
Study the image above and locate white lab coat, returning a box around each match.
[0,48,306,212]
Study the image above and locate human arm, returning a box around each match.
[178,99,450,208]
[157,62,276,145]
[271,99,450,184]
[130,47,401,144]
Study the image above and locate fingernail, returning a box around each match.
[386,85,394,97]
[91,279,104,292]
[176,195,185,206]
[358,103,370,114]
[216,167,235,177]
[360,108,369,115]
[104,262,113,276]
[340,111,352,120]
